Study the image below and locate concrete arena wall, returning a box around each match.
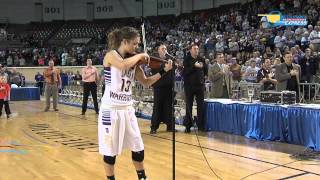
[0,0,247,24]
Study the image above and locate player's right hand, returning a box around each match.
[138,53,150,65]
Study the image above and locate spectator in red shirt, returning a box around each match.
[0,76,11,118]
[38,56,45,66]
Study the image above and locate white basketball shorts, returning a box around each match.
[98,104,144,156]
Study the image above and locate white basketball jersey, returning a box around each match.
[101,50,136,106]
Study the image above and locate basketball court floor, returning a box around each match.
[0,101,320,180]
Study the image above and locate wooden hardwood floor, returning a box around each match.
[0,101,319,180]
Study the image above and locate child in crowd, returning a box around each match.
[0,76,11,118]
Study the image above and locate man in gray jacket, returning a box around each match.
[275,52,301,102]
[208,53,232,98]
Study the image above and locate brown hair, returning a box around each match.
[215,53,224,58]
[283,51,292,57]
[107,27,140,50]
[189,42,199,49]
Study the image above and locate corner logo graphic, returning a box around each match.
[258,11,307,27]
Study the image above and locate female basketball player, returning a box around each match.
[99,26,172,180]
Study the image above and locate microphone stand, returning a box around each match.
[141,17,176,179]
[166,52,176,180]
[171,56,176,180]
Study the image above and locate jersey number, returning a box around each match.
[121,79,131,92]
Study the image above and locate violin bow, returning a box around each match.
[141,23,147,53]
[141,22,149,65]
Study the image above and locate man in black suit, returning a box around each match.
[183,43,208,133]
[150,44,175,134]
[300,48,318,83]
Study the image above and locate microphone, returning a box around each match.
[165,51,176,60]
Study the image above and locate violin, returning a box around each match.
[146,55,168,69]
[125,52,168,70]
[145,55,184,70]
[137,23,182,70]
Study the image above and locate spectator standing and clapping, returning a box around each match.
[35,72,44,95]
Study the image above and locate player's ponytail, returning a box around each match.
[107,27,139,50]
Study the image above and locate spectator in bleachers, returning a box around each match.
[292,47,301,64]
[257,58,277,91]
[279,1,286,11]
[215,35,225,53]
[19,56,25,66]
[229,36,239,56]
[244,59,260,83]
[264,46,274,59]
[73,71,82,85]
[240,60,250,77]
[295,26,306,46]
[261,16,269,29]
[0,65,8,82]
[294,0,301,12]
[3,68,11,83]
[13,55,19,66]
[286,34,296,48]
[59,70,68,90]
[35,72,44,95]
[65,71,74,85]
[274,47,283,60]
[309,25,320,52]
[253,35,265,54]
[229,57,241,82]
[38,56,45,66]
[307,25,314,36]
[283,27,295,40]
[10,68,22,87]
[61,51,68,66]
[273,57,281,67]
[294,45,305,63]
[6,56,13,67]
[283,46,290,54]
[300,48,319,82]
[252,51,262,67]
[274,31,287,51]
[225,53,233,64]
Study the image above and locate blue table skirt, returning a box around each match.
[205,101,320,151]
[11,87,40,101]
[287,107,320,150]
